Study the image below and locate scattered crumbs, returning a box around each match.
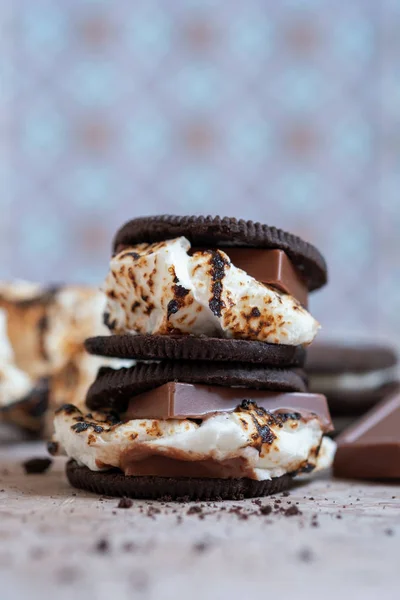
[228,506,249,520]
[193,542,210,554]
[23,458,52,475]
[95,539,110,554]
[298,547,313,563]
[147,506,161,518]
[384,529,394,536]
[118,497,133,509]
[122,542,137,552]
[187,506,203,515]
[252,499,262,506]
[275,499,282,504]
[258,505,271,516]
[284,505,302,517]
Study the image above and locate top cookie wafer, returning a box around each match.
[113,215,327,292]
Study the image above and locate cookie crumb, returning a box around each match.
[118,497,133,509]
[260,505,272,516]
[284,505,302,517]
[384,528,394,536]
[193,541,209,553]
[95,539,110,554]
[298,547,313,563]
[187,506,202,515]
[23,457,52,475]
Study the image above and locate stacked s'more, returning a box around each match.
[0,282,129,435]
[52,216,335,500]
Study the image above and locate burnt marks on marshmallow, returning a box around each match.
[167,268,191,320]
[207,250,229,317]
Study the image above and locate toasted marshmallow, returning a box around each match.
[103,237,319,345]
[0,309,32,408]
[45,287,111,372]
[44,288,133,433]
[53,402,330,481]
[0,280,44,302]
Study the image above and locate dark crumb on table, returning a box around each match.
[298,547,313,563]
[146,506,161,518]
[281,491,290,497]
[193,541,210,553]
[284,505,302,517]
[118,497,133,509]
[95,539,110,554]
[23,457,52,474]
[228,506,249,520]
[176,515,183,525]
[260,505,272,516]
[187,506,203,515]
[122,542,138,552]
[336,514,342,519]
[384,529,394,536]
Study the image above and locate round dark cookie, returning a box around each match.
[112,215,327,292]
[66,460,293,500]
[86,361,308,412]
[306,343,398,374]
[85,334,306,367]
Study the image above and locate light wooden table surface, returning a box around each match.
[0,441,398,600]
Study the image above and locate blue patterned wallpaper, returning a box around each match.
[1,1,399,347]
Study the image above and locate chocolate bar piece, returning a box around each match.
[194,248,308,306]
[333,391,400,480]
[125,382,333,431]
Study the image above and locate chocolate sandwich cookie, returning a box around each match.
[52,215,332,500]
[306,343,399,426]
[86,361,308,412]
[85,334,306,367]
[66,461,293,500]
[113,215,327,292]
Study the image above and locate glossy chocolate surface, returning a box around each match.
[125,382,333,432]
[333,391,400,480]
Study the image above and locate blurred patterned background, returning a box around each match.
[1,0,399,347]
